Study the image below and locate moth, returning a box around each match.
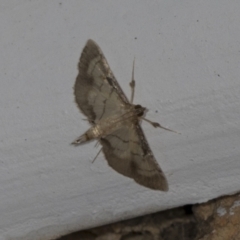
[72,39,175,191]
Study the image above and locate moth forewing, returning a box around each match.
[73,39,169,191]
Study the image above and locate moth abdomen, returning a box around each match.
[72,125,102,145]
[72,133,89,145]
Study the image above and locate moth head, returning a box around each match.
[134,104,146,117]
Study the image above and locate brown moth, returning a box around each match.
[73,39,174,191]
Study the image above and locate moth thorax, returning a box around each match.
[134,104,145,117]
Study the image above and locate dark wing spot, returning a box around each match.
[99,99,107,120]
[108,134,129,143]
[106,77,114,87]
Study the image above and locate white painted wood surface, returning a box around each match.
[1,1,240,239]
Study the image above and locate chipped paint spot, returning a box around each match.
[230,200,240,215]
[217,206,227,216]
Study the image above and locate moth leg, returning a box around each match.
[129,58,136,104]
[94,140,100,147]
[92,147,102,163]
[142,117,180,134]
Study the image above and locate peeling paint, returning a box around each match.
[230,200,240,215]
[217,207,227,216]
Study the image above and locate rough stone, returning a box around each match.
[57,192,240,240]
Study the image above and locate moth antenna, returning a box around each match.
[129,57,136,104]
[142,118,180,134]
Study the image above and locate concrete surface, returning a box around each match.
[0,1,240,240]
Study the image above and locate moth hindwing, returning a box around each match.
[73,39,168,191]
